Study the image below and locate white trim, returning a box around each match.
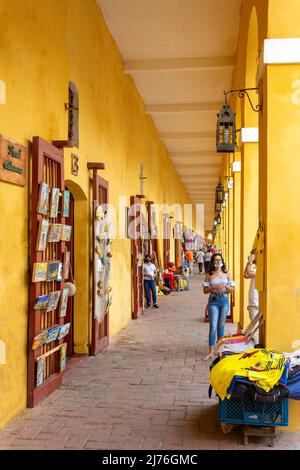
[232,161,241,172]
[264,38,300,64]
[241,127,259,143]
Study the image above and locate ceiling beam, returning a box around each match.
[145,103,222,114]
[175,163,220,170]
[124,56,235,73]
[170,151,217,158]
[161,132,215,139]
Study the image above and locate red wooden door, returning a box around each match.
[174,221,183,271]
[90,174,109,355]
[28,137,71,407]
[163,214,171,268]
[146,201,159,263]
[130,196,144,319]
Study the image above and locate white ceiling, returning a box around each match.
[97,0,241,230]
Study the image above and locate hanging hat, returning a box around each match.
[64,282,76,297]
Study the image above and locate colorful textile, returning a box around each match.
[210,348,288,400]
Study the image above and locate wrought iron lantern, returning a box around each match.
[216,87,262,153]
[215,202,222,213]
[215,179,225,204]
[216,213,222,225]
[216,102,236,153]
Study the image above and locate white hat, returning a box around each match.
[64,282,76,297]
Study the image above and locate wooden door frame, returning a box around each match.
[88,163,109,355]
[28,137,66,407]
[130,195,144,319]
[163,214,171,268]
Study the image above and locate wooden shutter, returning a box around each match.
[28,137,70,407]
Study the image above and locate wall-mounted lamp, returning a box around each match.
[216,88,262,153]
[215,178,225,203]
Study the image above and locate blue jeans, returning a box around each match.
[208,293,229,346]
[144,279,157,306]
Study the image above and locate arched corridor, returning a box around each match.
[1,272,299,450]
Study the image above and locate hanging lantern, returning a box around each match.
[216,213,221,225]
[213,218,218,227]
[215,179,225,204]
[216,103,236,153]
[215,202,222,213]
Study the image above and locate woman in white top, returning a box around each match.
[202,253,235,360]
[143,254,159,309]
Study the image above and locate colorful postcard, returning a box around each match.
[63,251,70,280]
[32,262,48,282]
[60,343,67,371]
[46,290,61,312]
[47,262,62,282]
[45,325,61,344]
[57,323,70,340]
[34,293,50,310]
[36,358,45,387]
[61,225,72,242]
[59,288,69,318]
[36,218,49,251]
[49,188,60,218]
[37,181,50,215]
[48,223,63,243]
[63,190,70,218]
[32,329,48,350]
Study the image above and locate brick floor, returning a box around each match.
[1,268,300,450]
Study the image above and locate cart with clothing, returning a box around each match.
[209,313,300,446]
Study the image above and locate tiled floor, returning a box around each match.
[1,269,300,450]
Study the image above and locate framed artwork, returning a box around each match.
[61,225,72,242]
[48,223,63,242]
[36,218,49,251]
[32,262,48,282]
[60,343,67,371]
[32,329,48,350]
[57,322,70,340]
[45,325,61,344]
[37,181,50,215]
[49,188,60,218]
[63,250,70,279]
[36,358,45,387]
[62,190,70,218]
[47,261,63,282]
[34,293,50,310]
[46,290,61,312]
[58,287,69,317]
[57,262,63,281]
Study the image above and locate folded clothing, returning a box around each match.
[210,348,288,400]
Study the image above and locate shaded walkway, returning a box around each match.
[1,271,300,450]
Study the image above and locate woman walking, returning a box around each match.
[202,253,235,360]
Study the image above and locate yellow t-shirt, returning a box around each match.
[210,348,286,400]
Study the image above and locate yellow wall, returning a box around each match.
[0,0,191,428]
[233,0,300,430]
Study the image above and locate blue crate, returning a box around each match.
[219,396,289,427]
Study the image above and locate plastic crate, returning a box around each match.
[219,396,289,427]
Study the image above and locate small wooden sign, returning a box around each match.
[0,135,27,186]
[71,153,79,176]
